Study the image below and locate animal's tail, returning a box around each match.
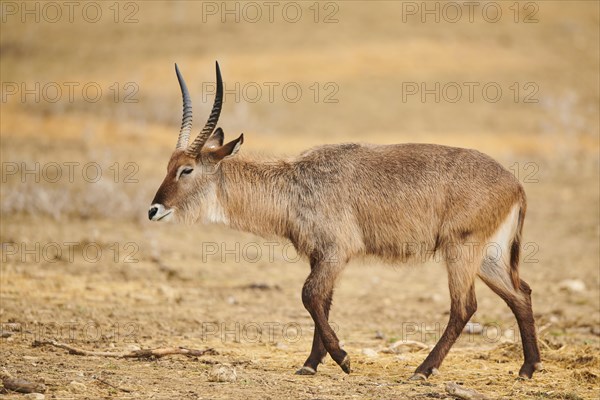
[510,196,527,290]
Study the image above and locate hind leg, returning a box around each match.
[411,248,479,379]
[478,258,542,378]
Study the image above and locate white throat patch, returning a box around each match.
[202,183,229,225]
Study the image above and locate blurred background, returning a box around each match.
[1,1,599,399]
[1,1,598,220]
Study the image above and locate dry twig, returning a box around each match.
[445,382,489,400]
[1,377,46,394]
[32,339,217,359]
[1,368,46,394]
[92,375,133,393]
[382,339,429,354]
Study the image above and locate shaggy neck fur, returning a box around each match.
[215,155,294,239]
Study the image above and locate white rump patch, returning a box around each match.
[485,204,520,269]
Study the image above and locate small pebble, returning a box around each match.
[275,342,288,350]
[361,348,378,357]
[24,394,45,400]
[418,293,443,303]
[558,279,586,293]
[208,365,237,382]
[68,381,86,393]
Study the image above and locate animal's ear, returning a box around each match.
[204,127,225,150]
[209,133,244,162]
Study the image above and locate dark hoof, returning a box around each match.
[295,366,316,375]
[340,355,351,374]
[409,372,427,381]
[518,362,543,379]
[411,365,438,381]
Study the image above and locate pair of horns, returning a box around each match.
[175,61,223,156]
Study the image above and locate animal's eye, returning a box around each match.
[180,167,193,177]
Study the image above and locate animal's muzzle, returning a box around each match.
[148,204,173,221]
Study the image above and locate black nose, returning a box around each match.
[148,206,158,220]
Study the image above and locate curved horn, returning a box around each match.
[185,61,223,156]
[175,63,193,149]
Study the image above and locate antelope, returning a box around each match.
[149,62,542,380]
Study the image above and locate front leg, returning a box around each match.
[298,256,350,375]
[296,291,332,375]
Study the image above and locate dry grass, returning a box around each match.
[1,1,599,399]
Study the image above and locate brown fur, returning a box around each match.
[215,143,523,263]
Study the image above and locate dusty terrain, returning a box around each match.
[1,1,599,399]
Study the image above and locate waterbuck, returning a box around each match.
[149,62,542,380]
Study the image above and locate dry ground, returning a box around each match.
[1,1,599,399]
